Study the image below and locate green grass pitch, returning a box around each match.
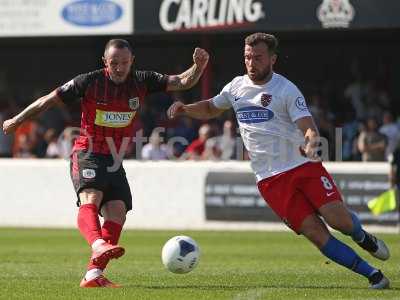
[0,228,398,299]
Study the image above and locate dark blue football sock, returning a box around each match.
[349,211,365,242]
[321,235,376,278]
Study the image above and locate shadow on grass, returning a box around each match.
[122,284,400,291]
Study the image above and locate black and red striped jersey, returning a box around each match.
[56,68,167,155]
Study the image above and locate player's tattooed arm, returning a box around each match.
[167,65,201,91]
[167,48,209,91]
[2,90,63,134]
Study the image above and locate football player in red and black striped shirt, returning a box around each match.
[3,39,209,287]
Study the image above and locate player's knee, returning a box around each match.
[79,189,103,207]
[101,200,126,224]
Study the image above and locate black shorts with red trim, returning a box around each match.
[70,150,132,212]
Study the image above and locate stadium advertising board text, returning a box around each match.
[0,0,133,37]
[134,0,400,34]
[205,171,399,226]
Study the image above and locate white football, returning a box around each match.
[161,235,200,274]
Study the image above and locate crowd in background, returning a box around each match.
[0,63,399,162]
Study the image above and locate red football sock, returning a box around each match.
[87,220,123,271]
[101,220,123,245]
[77,204,102,246]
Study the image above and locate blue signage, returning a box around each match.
[236,106,274,124]
[62,0,123,27]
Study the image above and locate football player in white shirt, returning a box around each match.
[168,33,390,289]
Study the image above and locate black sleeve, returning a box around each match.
[391,149,400,166]
[56,71,98,104]
[135,70,168,94]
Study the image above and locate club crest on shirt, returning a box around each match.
[260,94,272,107]
[82,169,96,179]
[128,97,140,110]
[295,96,308,111]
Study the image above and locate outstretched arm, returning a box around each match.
[166,48,209,91]
[167,100,226,120]
[2,90,63,134]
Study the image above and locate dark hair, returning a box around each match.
[104,39,133,57]
[245,33,278,54]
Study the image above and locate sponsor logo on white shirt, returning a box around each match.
[236,106,274,124]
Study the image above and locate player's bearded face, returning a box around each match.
[244,43,276,84]
[103,46,134,84]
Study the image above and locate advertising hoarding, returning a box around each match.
[0,0,133,37]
